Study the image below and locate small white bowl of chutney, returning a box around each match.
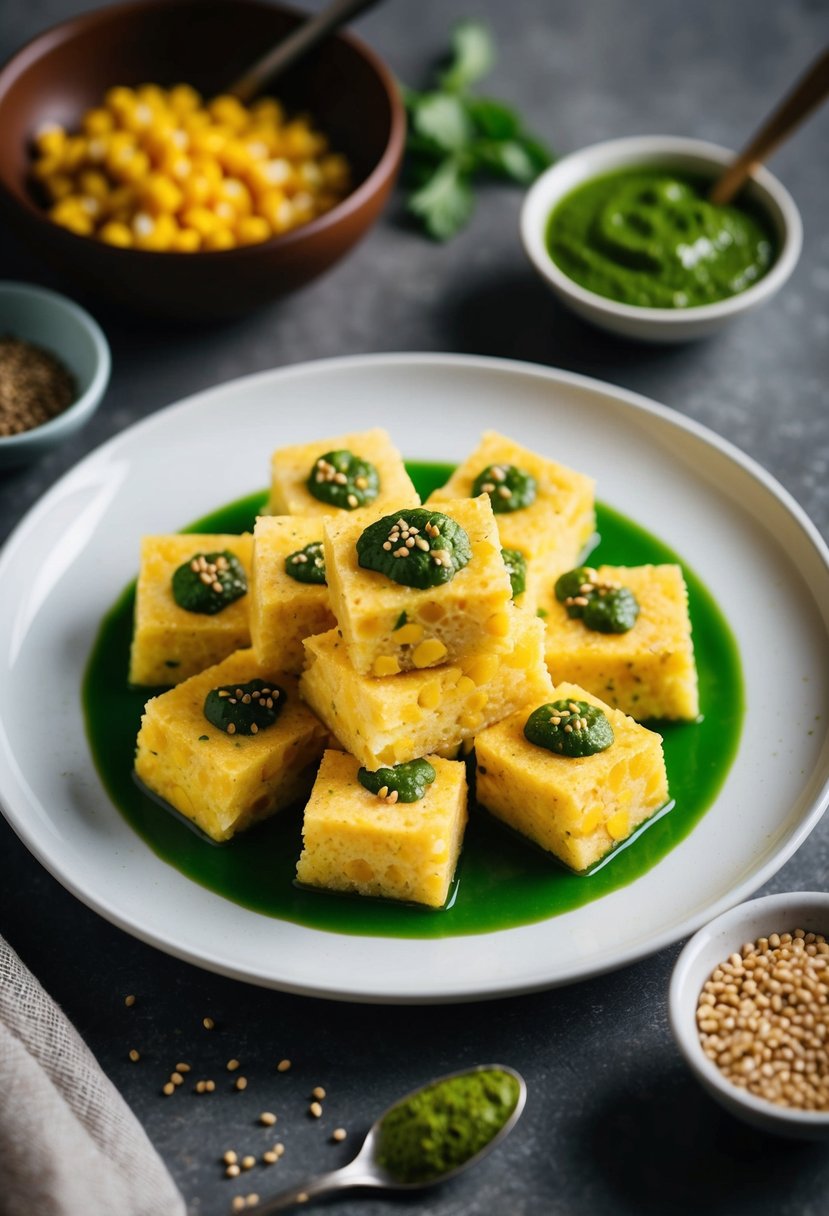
[521,135,802,342]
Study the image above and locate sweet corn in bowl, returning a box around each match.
[0,0,405,318]
[32,85,350,252]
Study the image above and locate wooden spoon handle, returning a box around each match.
[710,47,829,206]
[229,0,385,104]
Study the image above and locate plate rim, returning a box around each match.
[2,351,829,1004]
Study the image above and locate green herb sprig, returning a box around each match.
[403,21,553,240]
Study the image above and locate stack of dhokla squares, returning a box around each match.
[132,427,700,907]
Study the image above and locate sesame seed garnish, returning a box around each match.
[309,1101,323,1117]
[355,476,368,489]
[227,1059,240,1071]
[176,1062,191,1073]
[250,723,259,735]
[497,486,512,499]
[125,994,136,1007]
[311,1086,326,1100]
[129,1049,140,1062]
[196,1081,206,1093]
[277,1059,292,1072]
[171,1071,184,1085]
[223,1151,238,1166]
[259,1111,277,1126]
[347,493,358,508]
[331,1128,347,1142]
[162,1082,175,1096]
[235,1076,248,1091]
[205,1080,216,1092]
[246,1197,259,1209]
[241,1155,256,1170]
[227,723,236,735]
[226,1164,241,1180]
[203,1016,215,1030]
[262,1150,277,1165]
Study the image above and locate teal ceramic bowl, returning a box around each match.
[0,282,110,468]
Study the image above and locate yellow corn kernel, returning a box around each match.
[289,191,314,222]
[250,97,284,125]
[607,810,630,841]
[235,215,271,246]
[182,108,211,134]
[44,174,74,201]
[34,125,66,157]
[283,120,323,159]
[372,655,401,678]
[132,211,177,250]
[98,221,133,248]
[258,191,293,233]
[209,95,250,131]
[141,123,179,163]
[188,127,228,158]
[455,676,475,696]
[50,202,93,236]
[391,623,424,646]
[458,710,483,731]
[486,611,511,638]
[392,737,415,762]
[218,139,253,176]
[31,155,63,182]
[218,177,252,214]
[171,227,201,252]
[320,153,349,188]
[168,84,201,115]
[400,702,423,726]
[180,173,211,207]
[120,100,155,134]
[140,173,183,214]
[298,159,323,189]
[580,806,604,835]
[82,108,114,136]
[202,227,236,251]
[412,639,448,669]
[468,690,488,712]
[213,200,237,225]
[113,150,151,184]
[104,86,136,114]
[78,170,110,201]
[417,681,441,711]
[463,653,499,686]
[136,84,168,111]
[181,206,220,238]
[247,157,294,195]
[61,136,88,171]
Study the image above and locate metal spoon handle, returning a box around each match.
[246,1157,383,1214]
[229,0,385,104]
[710,47,829,206]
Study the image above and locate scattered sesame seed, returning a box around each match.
[231,1197,245,1212]
[203,1016,215,1030]
[250,723,259,735]
[125,994,136,1008]
[241,1155,256,1170]
[128,1049,140,1062]
[277,1059,292,1072]
[176,1062,191,1073]
[309,1101,323,1118]
[171,1072,184,1086]
[297,1193,309,1204]
[235,1076,248,1091]
[223,1151,238,1166]
[331,1128,347,1142]
[162,1082,175,1096]
[227,1165,241,1181]
[347,494,358,508]
[262,1150,277,1165]
[227,1059,240,1071]
[311,1086,326,1100]
[246,1197,259,1209]
[205,1080,216,1093]
[196,1081,207,1094]
[259,1111,277,1126]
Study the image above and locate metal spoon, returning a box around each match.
[709,46,829,206]
[246,1064,527,1214]
[229,0,386,105]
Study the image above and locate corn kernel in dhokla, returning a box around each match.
[475,682,668,872]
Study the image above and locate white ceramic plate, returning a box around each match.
[1,354,828,1004]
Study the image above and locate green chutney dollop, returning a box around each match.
[555,566,639,634]
[307,449,379,510]
[525,699,614,758]
[472,463,537,513]
[501,548,527,600]
[285,541,326,585]
[358,758,437,804]
[203,679,285,737]
[171,551,247,614]
[547,168,776,309]
[376,1068,520,1184]
[357,508,472,589]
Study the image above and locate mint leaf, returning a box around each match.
[408,157,474,241]
[473,139,549,184]
[439,21,495,92]
[410,92,474,154]
[465,96,522,140]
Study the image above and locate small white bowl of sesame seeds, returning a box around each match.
[669,892,829,1139]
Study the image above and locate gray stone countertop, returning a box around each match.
[1,1,828,1213]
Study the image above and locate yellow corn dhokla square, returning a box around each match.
[542,564,699,720]
[429,431,595,580]
[475,682,669,872]
[323,495,514,677]
[129,534,254,686]
[296,750,468,908]
[268,428,419,517]
[300,610,553,768]
[134,649,328,843]
[250,515,336,674]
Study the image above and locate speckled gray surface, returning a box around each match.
[1,1,828,1213]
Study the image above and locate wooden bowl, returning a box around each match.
[0,0,405,320]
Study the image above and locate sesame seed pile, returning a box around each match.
[0,335,75,437]
[382,517,448,566]
[478,464,512,501]
[189,553,230,595]
[697,928,829,1110]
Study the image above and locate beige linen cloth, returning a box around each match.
[0,936,186,1216]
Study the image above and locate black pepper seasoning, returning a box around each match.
[0,335,75,437]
